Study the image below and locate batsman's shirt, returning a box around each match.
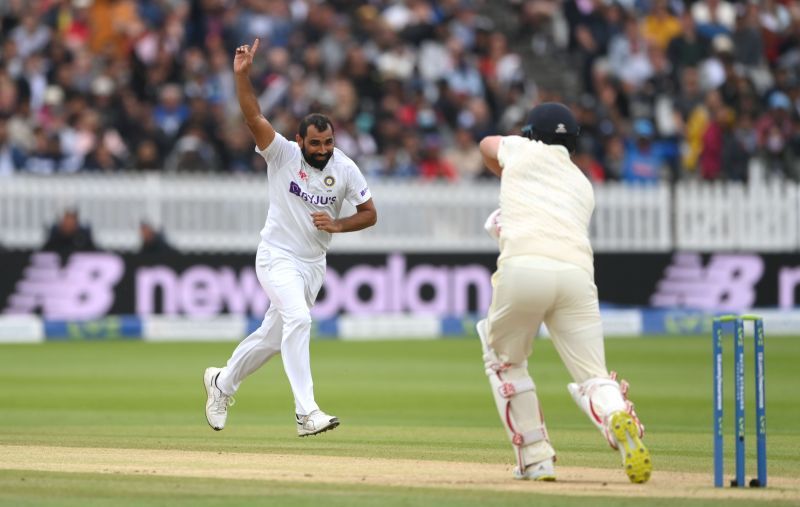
[256,133,372,261]
[496,136,595,277]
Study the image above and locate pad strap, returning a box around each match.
[510,428,548,447]
[498,378,535,398]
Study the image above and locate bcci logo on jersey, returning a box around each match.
[289,181,337,206]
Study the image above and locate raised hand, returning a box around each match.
[233,38,260,75]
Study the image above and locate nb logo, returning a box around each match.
[4,252,124,319]
[650,253,764,311]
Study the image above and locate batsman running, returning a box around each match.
[477,103,651,483]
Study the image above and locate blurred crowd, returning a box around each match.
[0,0,799,183]
[562,0,800,183]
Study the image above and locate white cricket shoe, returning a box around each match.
[513,458,556,481]
[204,367,234,431]
[296,409,340,437]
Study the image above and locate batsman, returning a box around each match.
[478,103,652,483]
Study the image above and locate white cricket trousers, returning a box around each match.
[487,255,608,382]
[216,242,325,416]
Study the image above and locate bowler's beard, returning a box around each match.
[301,146,332,169]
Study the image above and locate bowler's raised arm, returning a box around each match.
[233,38,275,151]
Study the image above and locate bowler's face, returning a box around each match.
[298,125,334,169]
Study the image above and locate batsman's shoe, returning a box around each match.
[610,411,651,483]
[513,458,556,482]
[204,367,234,431]
[296,410,339,437]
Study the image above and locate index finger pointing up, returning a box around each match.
[251,38,260,54]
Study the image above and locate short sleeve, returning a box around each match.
[254,132,295,170]
[345,165,372,206]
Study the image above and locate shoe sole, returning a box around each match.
[298,418,340,437]
[514,473,556,482]
[610,411,651,483]
[513,465,557,482]
[203,368,223,431]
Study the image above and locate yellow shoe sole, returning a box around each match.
[512,471,556,481]
[610,411,652,484]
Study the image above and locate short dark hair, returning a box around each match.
[298,113,334,138]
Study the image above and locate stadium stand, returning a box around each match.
[0,0,796,182]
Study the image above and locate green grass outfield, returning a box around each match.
[1,335,799,506]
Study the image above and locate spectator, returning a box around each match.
[447,38,485,98]
[0,114,26,175]
[387,132,422,178]
[575,148,606,183]
[700,34,735,96]
[732,2,766,70]
[419,134,458,181]
[132,138,163,170]
[722,112,755,182]
[565,0,624,94]
[759,0,793,65]
[641,0,682,51]
[42,209,96,253]
[698,99,731,180]
[334,119,378,166]
[139,221,177,256]
[691,0,737,40]
[10,12,51,59]
[25,127,62,174]
[607,15,653,90]
[601,134,626,181]
[674,66,705,120]
[444,127,484,180]
[681,89,707,173]
[621,119,669,183]
[153,84,189,141]
[667,12,710,82]
[164,123,220,172]
[756,91,798,180]
[84,139,126,172]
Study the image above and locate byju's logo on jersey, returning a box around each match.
[4,252,124,319]
[289,181,337,206]
[650,253,764,311]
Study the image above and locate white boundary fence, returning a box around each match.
[0,173,797,252]
[675,179,800,251]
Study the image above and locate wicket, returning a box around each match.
[712,314,767,488]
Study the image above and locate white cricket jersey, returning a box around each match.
[496,136,595,277]
[255,133,372,261]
